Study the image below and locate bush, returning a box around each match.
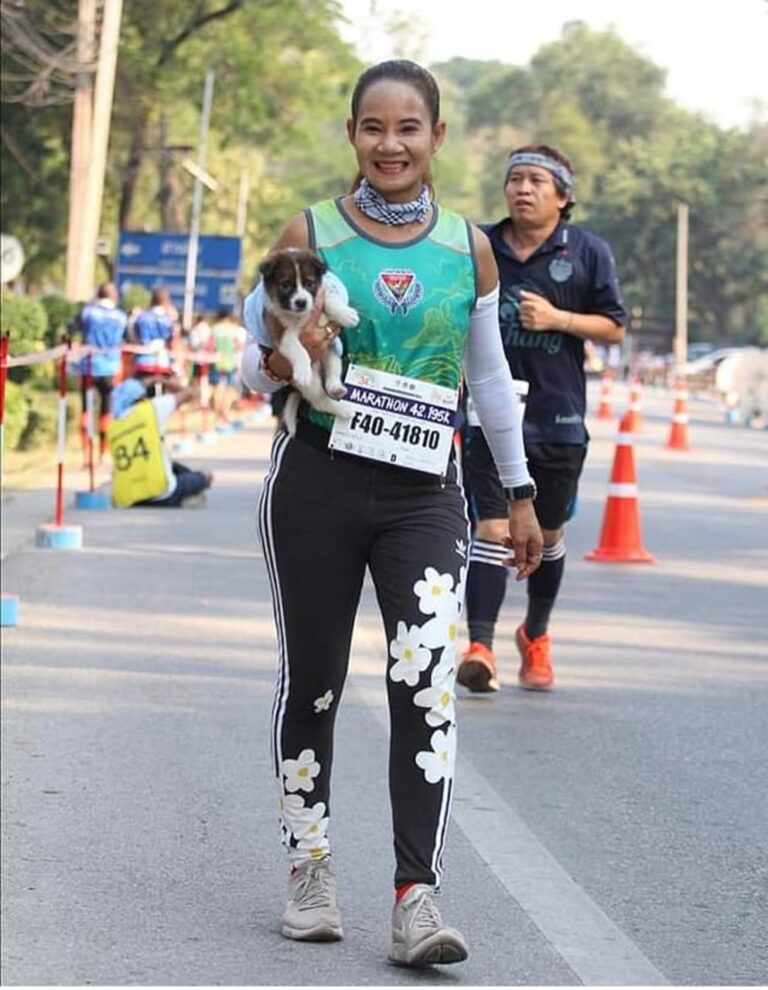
[40,294,80,347]
[1,293,49,355]
[1,294,50,386]
[2,380,30,451]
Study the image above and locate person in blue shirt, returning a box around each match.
[132,287,177,379]
[75,282,128,462]
[457,144,627,695]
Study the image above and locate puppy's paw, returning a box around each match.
[292,364,312,388]
[326,383,347,399]
[337,305,360,328]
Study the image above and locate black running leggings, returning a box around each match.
[258,426,469,888]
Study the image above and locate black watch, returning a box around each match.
[505,481,537,502]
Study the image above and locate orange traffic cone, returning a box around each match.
[595,372,614,420]
[624,377,643,432]
[586,412,656,563]
[665,382,690,450]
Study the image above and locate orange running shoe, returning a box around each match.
[456,642,499,693]
[515,624,553,691]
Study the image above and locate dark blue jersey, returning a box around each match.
[482,219,626,444]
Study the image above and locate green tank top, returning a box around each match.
[305,198,478,430]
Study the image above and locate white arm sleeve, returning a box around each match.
[464,286,534,488]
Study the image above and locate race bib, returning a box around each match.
[329,365,459,476]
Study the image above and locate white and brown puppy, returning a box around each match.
[260,247,359,434]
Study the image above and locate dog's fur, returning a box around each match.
[260,248,359,435]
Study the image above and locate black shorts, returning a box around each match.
[461,427,586,530]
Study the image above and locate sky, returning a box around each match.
[337,0,768,130]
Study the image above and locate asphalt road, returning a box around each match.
[2,384,767,986]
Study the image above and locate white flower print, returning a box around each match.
[414,672,456,728]
[389,620,432,687]
[278,795,330,858]
[296,808,330,857]
[416,727,456,784]
[281,794,328,839]
[282,748,321,793]
[313,690,334,714]
[414,567,455,617]
[417,565,465,656]
[419,611,459,658]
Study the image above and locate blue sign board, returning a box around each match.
[115,231,242,320]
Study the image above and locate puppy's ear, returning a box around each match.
[259,255,278,281]
[311,255,328,279]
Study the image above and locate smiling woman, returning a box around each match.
[240,57,542,967]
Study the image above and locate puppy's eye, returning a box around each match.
[279,278,294,292]
[303,277,319,290]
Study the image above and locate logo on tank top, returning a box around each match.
[373,269,424,315]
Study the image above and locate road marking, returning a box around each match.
[351,672,669,986]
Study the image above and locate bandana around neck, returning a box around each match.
[353,178,432,225]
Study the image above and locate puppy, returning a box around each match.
[259,248,359,435]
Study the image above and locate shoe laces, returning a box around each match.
[293,862,334,910]
[412,889,443,931]
[526,635,551,670]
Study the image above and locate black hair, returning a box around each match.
[350,59,441,128]
[348,60,442,197]
[507,143,576,220]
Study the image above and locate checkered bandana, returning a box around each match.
[353,178,431,225]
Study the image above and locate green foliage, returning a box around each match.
[40,295,80,347]
[119,283,151,314]
[1,294,53,387]
[1,9,765,351]
[17,396,60,450]
[1,293,49,353]
[0,103,72,285]
[2,380,30,451]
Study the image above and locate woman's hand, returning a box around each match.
[298,287,341,360]
[502,500,543,581]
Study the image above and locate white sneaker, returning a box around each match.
[389,884,468,966]
[281,858,343,942]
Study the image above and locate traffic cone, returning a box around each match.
[665,382,690,451]
[595,372,614,419]
[624,377,643,432]
[586,412,656,563]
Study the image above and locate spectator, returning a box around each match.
[108,376,213,508]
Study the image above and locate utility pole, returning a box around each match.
[182,71,215,331]
[65,0,96,301]
[72,0,124,302]
[674,200,689,374]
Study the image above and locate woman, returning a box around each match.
[241,59,542,967]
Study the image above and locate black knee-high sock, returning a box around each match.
[525,538,566,639]
[465,539,508,649]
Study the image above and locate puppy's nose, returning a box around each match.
[294,297,308,311]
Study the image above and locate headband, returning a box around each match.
[505,152,574,196]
